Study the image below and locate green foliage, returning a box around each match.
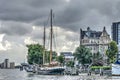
[57,55,64,64]
[45,51,57,63]
[91,66,111,70]
[74,45,92,65]
[26,44,58,64]
[26,44,44,65]
[106,41,118,63]
[66,61,74,67]
[44,51,49,63]
[52,51,57,60]
[92,52,103,66]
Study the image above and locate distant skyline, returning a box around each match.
[0,0,120,64]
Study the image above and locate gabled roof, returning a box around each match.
[80,27,109,39]
[81,30,102,39]
[100,27,110,37]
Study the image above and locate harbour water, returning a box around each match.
[0,69,120,80]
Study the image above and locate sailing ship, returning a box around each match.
[24,9,65,75]
[36,9,65,75]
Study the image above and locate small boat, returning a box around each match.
[24,66,34,72]
[21,63,37,73]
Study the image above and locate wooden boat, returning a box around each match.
[37,9,65,75]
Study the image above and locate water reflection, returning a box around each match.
[1,69,120,80]
[27,73,34,77]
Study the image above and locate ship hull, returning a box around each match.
[37,68,65,75]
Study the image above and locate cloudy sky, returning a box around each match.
[0,0,120,64]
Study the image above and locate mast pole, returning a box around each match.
[79,28,81,46]
[43,23,46,65]
[50,9,53,64]
[80,28,81,46]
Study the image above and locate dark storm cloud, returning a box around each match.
[0,21,32,36]
[54,0,120,32]
[31,28,44,39]
[0,0,120,35]
[0,0,65,22]
[55,0,88,25]
[1,0,120,63]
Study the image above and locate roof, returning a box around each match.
[80,27,110,39]
[81,30,102,39]
[60,52,73,56]
[64,56,74,59]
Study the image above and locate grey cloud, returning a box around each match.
[0,0,119,63]
[3,35,25,45]
[56,0,88,23]
[0,0,119,33]
[0,21,32,36]
[53,0,120,33]
[0,0,119,43]
[0,42,27,63]
[0,0,66,22]
[31,28,43,40]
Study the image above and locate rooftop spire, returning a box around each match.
[103,26,106,32]
[87,27,90,31]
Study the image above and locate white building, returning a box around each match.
[80,27,111,61]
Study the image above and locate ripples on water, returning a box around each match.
[0,69,120,80]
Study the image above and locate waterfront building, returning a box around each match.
[10,62,15,69]
[0,59,15,69]
[0,63,4,69]
[4,59,9,69]
[80,27,111,63]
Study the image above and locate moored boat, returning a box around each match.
[37,67,65,75]
[24,9,65,75]
[37,9,65,75]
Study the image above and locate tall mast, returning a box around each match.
[50,9,53,64]
[43,23,46,64]
[80,28,81,46]
[79,28,81,46]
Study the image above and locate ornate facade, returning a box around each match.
[80,27,111,57]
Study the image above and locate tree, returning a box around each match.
[74,45,92,66]
[106,41,118,64]
[92,52,103,66]
[52,51,57,61]
[26,44,44,65]
[26,44,58,65]
[57,55,64,66]
[44,51,57,63]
